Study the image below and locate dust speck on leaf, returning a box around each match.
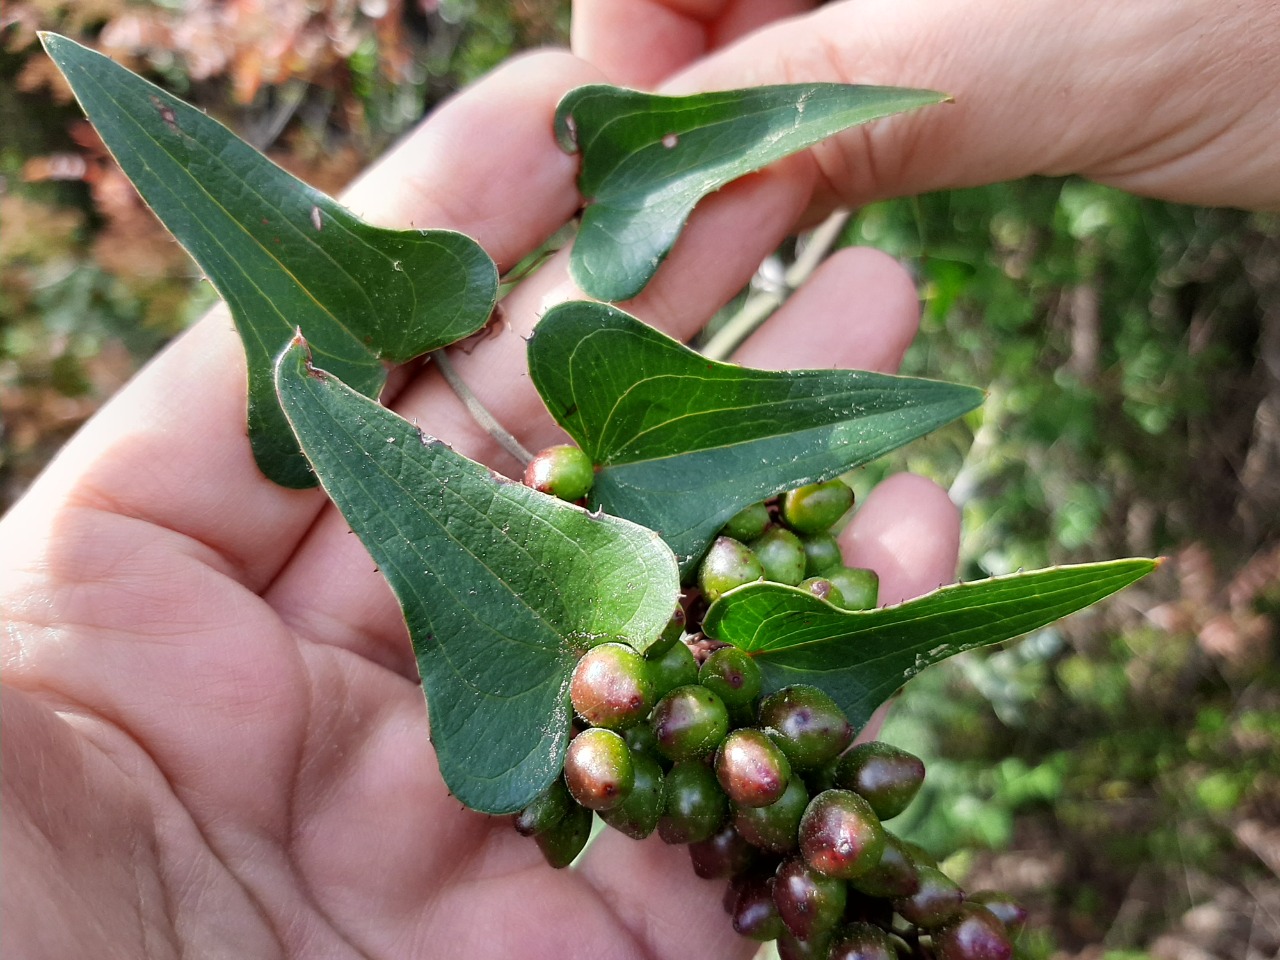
[662,133,678,149]
[310,206,323,231]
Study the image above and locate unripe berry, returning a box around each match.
[773,856,848,941]
[722,501,770,542]
[698,536,764,601]
[600,752,665,840]
[934,904,1014,960]
[657,760,727,844]
[797,789,886,880]
[523,444,594,501]
[834,741,926,821]
[826,566,879,611]
[848,832,920,899]
[514,777,572,837]
[650,684,730,762]
[734,775,809,854]
[644,605,688,659]
[688,823,757,879]
[534,802,592,869]
[751,526,807,586]
[698,646,763,711]
[781,479,853,534]
[570,642,654,730]
[802,531,843,577]
[563,727,634,811]
[758,685,853,771]
[715,728,792,808]
[623,724,664,764]
[645,637,699,699]
[799,576,844,606]
[729,870,785,941]
[968,891,1028,935]
[893,864,965,928]
[827,921,897,960]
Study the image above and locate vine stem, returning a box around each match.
[700,209,851,361]
[430,348,534,465]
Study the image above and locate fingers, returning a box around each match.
[0,52,602,596]
[654,0,1280,211]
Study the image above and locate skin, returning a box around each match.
[573,0,1280,212]
[0,50,959,960]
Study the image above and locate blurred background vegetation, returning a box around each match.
[2,3,1276,958]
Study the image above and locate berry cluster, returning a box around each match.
[516,447,1026,959]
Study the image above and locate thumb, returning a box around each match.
[658,0,1280,211]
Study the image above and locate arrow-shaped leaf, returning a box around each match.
[274,335,680,814]
[44,34,498,488]
[702,559,1159,729]
[555,83,948,301]
[527,301,983,574]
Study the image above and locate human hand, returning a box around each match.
[573,0,1280,212]
[0,52,959,958]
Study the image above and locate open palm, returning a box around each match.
[0,52,960,959]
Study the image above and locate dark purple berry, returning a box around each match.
[729,870,785,941]
[534,802,592,869]
[698,646,763,711]
[688,823,757,879]
[827,921,897,960]
[513,777,572,837]
[773,856,848,941]
[600,752,665,840]
[848,832,920,898]
[777,929,835,960]
[834,741,926,821]
[934,904,1014,960]
[524,444,594,501]
[563,727,634,811]
[715,728,791,808]
[734,776,809,854]
[657,761,727,844]
[893,864,965,929]
[751,526,807,585]
[650,684,730,762]
[698,536,764,601]
[968,891,1028,934]
[797,789,886,880]
[570,642,654,730]
[780,479,853,535]
[758,685,853,771]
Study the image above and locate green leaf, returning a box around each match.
[702,559,1159,728]
[527,301,983,574]
[555,83,948,301]
[43,33,498,487]
[274,334,679,814]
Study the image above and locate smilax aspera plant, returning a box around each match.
[43,33,1156,959]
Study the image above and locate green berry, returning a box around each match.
[698,646,763,711]
[657,761,728,844]
[773,856,848,941]
[825,566,879,611]
[750,526,807,586]
[780,479,853,534]
[734,775,809,854]
[802,532,843,576]
[722,501,770,542]
[523,444,594,501]
[563,727,634,811]
[715,728,792,808]
[698,536,764,601]
[650,684,730,762]
[833,741,925,820]
[687,823,757,879]
[644,605,688,659]
[570,642,654,730]
[798,576,844,606]
[534,802,592,869]
[758,685,853,771]
[645,636,699,698]
[797,789,886,880]
[893,864,965,929]
[848,832,920,898]
[623,724,664,764]
[729,870,785,941]
[968,891,1028,934]
[827,921,897,960]
[600,752,665,840]
[513,777,572,837]
[934,904,1014,960]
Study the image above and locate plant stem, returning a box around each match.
[430,349,534,466]
[701,209,851,361]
